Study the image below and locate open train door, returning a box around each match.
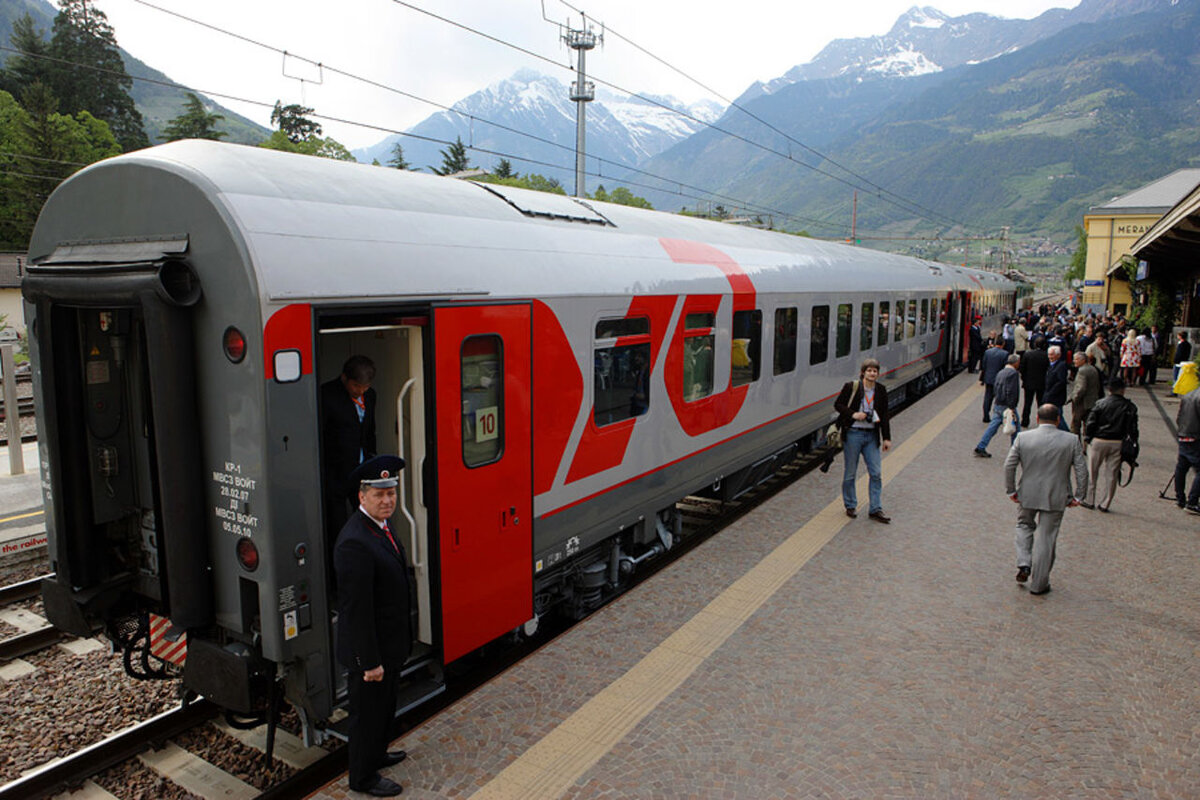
[433,303,532,663]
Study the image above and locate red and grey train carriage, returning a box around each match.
[23,141,1024,742]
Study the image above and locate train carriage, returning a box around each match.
[23,141,1024,743]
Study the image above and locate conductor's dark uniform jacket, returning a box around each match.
[335,510,413,673]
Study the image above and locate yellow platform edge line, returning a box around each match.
[470,379,981,800]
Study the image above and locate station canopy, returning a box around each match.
[1130,177,1200,278]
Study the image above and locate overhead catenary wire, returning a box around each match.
[0,44,858,238]
[59,7,861,237]
[390,0,971,232]
[549,0,972,232]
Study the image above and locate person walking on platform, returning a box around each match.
[1173,331,1191,389]
[1173,385,1200,513]
[968,317,984,373]
[1087,331,1110,381]
[1020,336,1049,428]
[1004,404,1087,595]
[1070,351,1102,439]
[1043,345,1070,431]
[834,358,892,523]
[980,336,1008,423]
[1083,377,1139,513]
[975,353,1021,457]
[1119,329,1141,387]
[1014,317,1029,355]
[336,455,412,798]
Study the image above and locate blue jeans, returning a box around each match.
[976,403,1019,452]
[843,427,883,514]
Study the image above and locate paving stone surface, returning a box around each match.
[313,373,1200,799]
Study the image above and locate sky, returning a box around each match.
[90,0,1083,150]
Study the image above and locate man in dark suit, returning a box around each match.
[322,355,378,565]
[1043,345,1070,431]
[979,335,1009,424]
[335,455,411,797]
[967,317,984,373]
[1019,336,1049,428]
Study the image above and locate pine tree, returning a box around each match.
[430,137,471,176]
[0,14,54,97]
[270,101,321,143]
[162,93,227,142]
[387,142,411,170]
[493,158,515,179]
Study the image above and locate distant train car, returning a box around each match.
[24,141,1023,743]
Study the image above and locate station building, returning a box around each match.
[1131,174,1200,327]
[0,252,26,338]
[1081,168,1200,314]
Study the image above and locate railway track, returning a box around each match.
[0,377,937,798]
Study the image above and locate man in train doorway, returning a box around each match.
[335,455,412,797]
[834,358,892,523]
[1004,405,1087,595]
[322,355,379,578]
[968,316,984,373]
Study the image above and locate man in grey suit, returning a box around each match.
[1003,404,1088,595]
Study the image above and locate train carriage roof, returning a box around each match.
[32,141,1018,303]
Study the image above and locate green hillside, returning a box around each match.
[0,0,269,145]
[636,3,1200,246]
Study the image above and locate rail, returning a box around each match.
[0,698,218,800]
[0,574,50,605]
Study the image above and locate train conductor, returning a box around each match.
[335,455,412,797]
[322,355,379,566]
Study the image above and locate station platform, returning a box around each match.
[320,373,1194,797]
[0,441,45,563]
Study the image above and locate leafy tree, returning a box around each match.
[1,14,53,96]
[590,184,652,208]
[259,129,354,161]
[430,137,471,176]
[475,173,566,195]
[523,173,563,194]
[48,0,147,152]
[0,86,119,248]
[607,187,652,209]
[1065,224,1087,283]
[493,158,515,179]
[387,142,411,170]
[270,101,321,143]
[162,93,227,142]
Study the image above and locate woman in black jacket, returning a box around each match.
[833,358,893,523]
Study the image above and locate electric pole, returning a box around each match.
[563,18,601,197]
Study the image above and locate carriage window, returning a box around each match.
[920,299,929,334]
[732,309,762,387]
[810,305,829,365]
[684,312,715,402]
[461,335,503,467]
[594,317,651,426]
[894,299,905,341]
[877,301,890,346]
[773,307,797,375]
[907,299,917,339]
[860,303,874,351]
[836,303,853,358]
[939,298,947,330]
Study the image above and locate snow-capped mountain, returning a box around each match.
[741,0,1171,102]
[353,70,724,181]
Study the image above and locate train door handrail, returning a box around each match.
[396,378,423,569]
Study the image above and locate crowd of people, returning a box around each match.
[839,302,1200,601]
